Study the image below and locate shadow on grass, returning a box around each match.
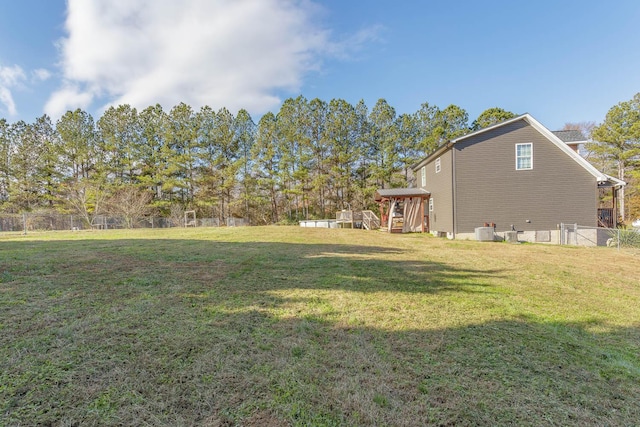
[1,238,639,425]
[2,309,639,426]
[0,239,502,295]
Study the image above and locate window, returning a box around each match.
[429,198,434,212]
[516,143,533,170]
[435,157,441,173]
[421,166,426,187]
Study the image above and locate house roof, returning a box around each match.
[552,130,587,143]
[600,174,627,188]
[412,114,625,188]
[374,188,430,201]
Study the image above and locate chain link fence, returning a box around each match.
[560,223,640,249]
[0,213,248,234]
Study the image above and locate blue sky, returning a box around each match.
[1,0,639,130]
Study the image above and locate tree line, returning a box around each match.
[0,94,638,226]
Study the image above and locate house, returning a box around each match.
[409,114,624,243]
[551,129,588,154]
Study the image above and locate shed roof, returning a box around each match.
[375,188,430,201]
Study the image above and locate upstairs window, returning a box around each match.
[435,157,441,173]
[421,166,426,187]
[516,143,533,170]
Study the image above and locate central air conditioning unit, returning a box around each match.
[504,231,519,243]
[475,226,495,242]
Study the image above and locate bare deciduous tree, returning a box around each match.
[63,180,108,228]
[563,121,597,163]
[562,121,596,137]
[169,203,185,227]
[106,186,153,228]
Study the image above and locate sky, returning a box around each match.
[1,0,639,130]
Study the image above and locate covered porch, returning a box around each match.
[597,176,626,228]
[374,188,430,233]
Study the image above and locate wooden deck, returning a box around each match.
[336,210,380,230]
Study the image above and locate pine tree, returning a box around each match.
[325,98,359,211]
[235,109,256,222]
[166,103,199,204]
[97,104,142,184]
[252,112,281,223]
[368,99,400,190]
[0,119,11,205]
[56,109,97,180]
[139,104,170,202]
[591,93,640,221]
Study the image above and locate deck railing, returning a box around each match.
[362,210,380,230]
[336,210,351,222]
[335,210,379,230]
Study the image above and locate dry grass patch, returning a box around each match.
[1,227,639,425]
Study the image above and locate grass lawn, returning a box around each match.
[1,226,639,426]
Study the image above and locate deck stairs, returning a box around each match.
[362,210,380,230]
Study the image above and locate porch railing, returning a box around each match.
[598,208,615,228]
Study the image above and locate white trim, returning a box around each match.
[421,166,426,187]
[448,113,611,182]
[413,113,621,185]
[515,143,533,170]
[411,142,452,171]
[450,114,529,144]
[561,139,588,145]
[603,174,626,187]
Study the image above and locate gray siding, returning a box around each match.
[454,119,598,233]
[421,150,454,233]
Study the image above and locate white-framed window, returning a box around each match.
[515,143,533,170]
[435,157,441,173]
[421,166,426,187]
[429,198,434,212]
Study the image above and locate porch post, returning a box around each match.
[612,187,618,226]
[378,201,385,229]
[420,196,425,232]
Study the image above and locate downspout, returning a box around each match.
[451,144,457,238]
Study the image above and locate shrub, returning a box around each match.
[609,228,640,248]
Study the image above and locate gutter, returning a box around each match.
[599,174,626,188]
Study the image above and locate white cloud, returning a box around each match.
[329,25,387,61]
[0,64,26,116]
[32,69,52,82]
[45,83,95,118]
[46,0,340,118]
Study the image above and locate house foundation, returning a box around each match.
[456,227,613,247]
